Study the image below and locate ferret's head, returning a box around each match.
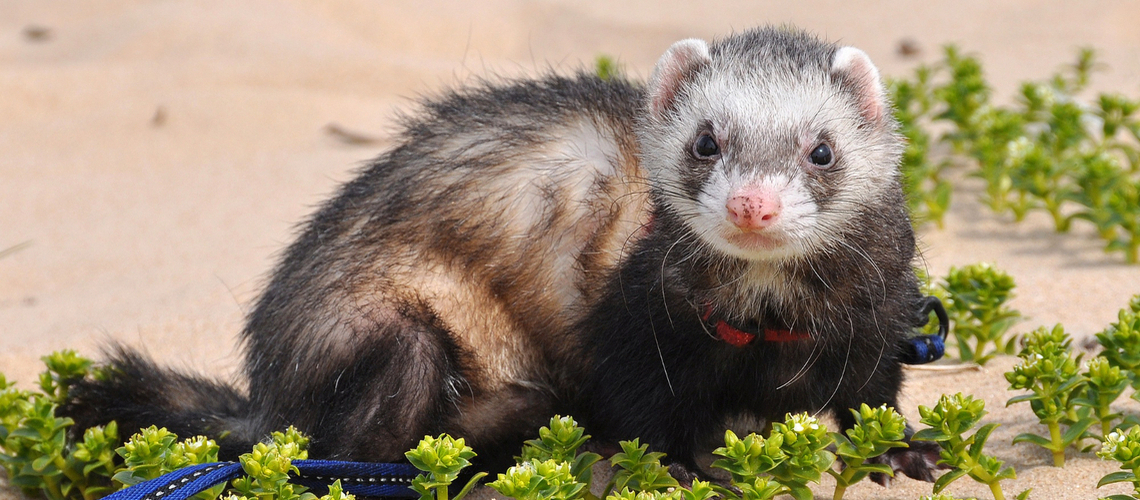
[638,27,905,263]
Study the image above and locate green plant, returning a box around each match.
[1073,356,1130,436]
[1098,425,1140,500]
[938,263,1022,364]
[719,476,785,500]
[710,430,788,500]
[913,393,1015,500]
[487,459,588,500]
[595,439,716,500]
[0,354,118,500]
[1004,325,1096,466]
[604,480,716,500]
[226,428,350,500]
[114,425,350,500]
[1103,177,1140,263]
[115,426,351,500]
[230,432,306,500]
[595,55,623,81]
[607,439,679,494]
[889,66,952,228]
[405,434,486,500]
[1097,300,1140,387]
[890,44,1140,263]
[826,404,909,500]
[711,429,785,482]
[764,413,836,500]
[1,363,351,500]
[708,414,834,500]
[38,351,93,406]
[113,426,219,487]
[518,415,602,487]
[934,46,991,149]
[1071,150,1127,240]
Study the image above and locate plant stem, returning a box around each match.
[54,454,95,500]
[989,480,1006,500]
[1046,199,1066,232]
[1099,406,1114,436]
[43,475,64,500]
[437,484,449,500]
[833,482,848,500]
[54,455,85,488]
[1048,421,1065,467]
[831,458,862,500]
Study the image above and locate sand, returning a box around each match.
[3,1,1140,499]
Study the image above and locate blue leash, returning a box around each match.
[101,460,419,500]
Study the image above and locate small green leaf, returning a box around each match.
[933,468,968,493]
[784,483,813,500]
[1097,470,1136,487]
[682,479,718,500]
[911,428,947,442]
[1005,393,1039,406]
[31,454,53,472]
[113,470,145,486]
[453,471,487,500]
[1061,417,1097,443]
[856,462,895,476]
[992,463,1017,481]
[971,423,1001,454]
[1012,433,1053,448]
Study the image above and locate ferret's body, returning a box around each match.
[65,27,937,480]
[238,74,652,463]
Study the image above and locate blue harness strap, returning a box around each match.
[98,460,419,500]
[899,295,950,365]
[292,460,419,497]
[100,463,245,500]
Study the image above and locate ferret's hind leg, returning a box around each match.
[300,315,471,462]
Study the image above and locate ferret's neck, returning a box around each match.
[651,212,807,322]
[701,260,803,318]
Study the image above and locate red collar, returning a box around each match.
[700,304,811,347]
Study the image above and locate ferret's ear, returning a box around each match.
[647,38,710,119]
[831,47,886,125]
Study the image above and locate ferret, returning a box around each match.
[63,26,939,483]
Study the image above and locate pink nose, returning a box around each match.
[726,188,781,231]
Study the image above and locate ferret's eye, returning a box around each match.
[809,143,833,166]
[692,132,720,159]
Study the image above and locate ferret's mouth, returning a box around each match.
[725,231,785,251]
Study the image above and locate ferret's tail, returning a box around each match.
[61,344,258,460]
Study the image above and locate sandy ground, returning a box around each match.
[3,1,1140,499]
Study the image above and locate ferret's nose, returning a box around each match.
[726,188,781,231]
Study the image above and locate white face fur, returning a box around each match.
[639,35,902,264]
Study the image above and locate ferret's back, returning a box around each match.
[242,74,653,416]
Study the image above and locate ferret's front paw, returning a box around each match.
[869,439,945,485]
[666,462,700,487]
[665,462,736,492]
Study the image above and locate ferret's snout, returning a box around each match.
[726,187,781,231]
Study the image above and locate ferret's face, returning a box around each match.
[640,33,903,263]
